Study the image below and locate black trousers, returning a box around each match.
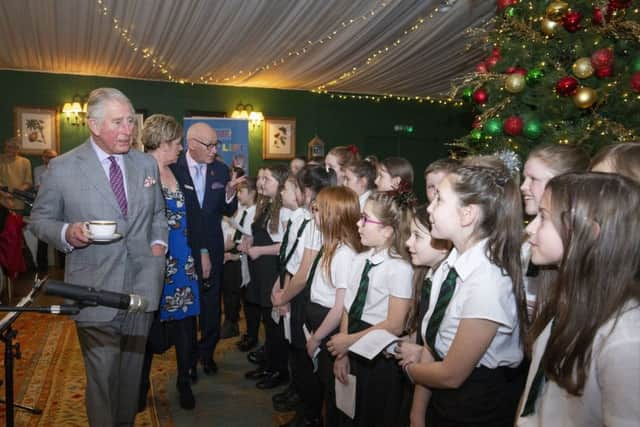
[222,258,242,324]
[426,363,526,427]
[197,281,221,361]
[262,307,288,375]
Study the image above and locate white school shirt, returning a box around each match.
[310,244,359,308]
[284,207,309,275]
[267,207,292,242]
[421,238,523,368]
[521,241,541,317]
[358,190,372,210]
[231,204,256,239]
[344,248,413,326]
[517,303,640,427]
[304,216,323,251]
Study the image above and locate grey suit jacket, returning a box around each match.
[29,140,168,322]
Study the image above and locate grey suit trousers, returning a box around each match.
[76,310,153,427]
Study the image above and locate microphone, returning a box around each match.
[0,305,80,315]
[45,280,147,312]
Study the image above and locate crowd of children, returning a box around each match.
[218,143,640,427]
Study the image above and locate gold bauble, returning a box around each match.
[541,18,559,37]
[546,1,570,21]
[572,57,594,79]
[505,74,526,93]
[573,87,597,109]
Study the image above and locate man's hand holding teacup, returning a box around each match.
[66,222,92,248]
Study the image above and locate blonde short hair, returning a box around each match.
[141,114,183,151]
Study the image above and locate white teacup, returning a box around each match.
[87,220,117,238]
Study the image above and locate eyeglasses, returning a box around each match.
[192,137,219,151]
[360,213,384,226]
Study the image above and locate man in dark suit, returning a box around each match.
[171,122,239,377]
[30,88,167,425]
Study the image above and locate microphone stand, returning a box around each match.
[0,277,74,427]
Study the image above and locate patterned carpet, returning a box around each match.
[1,313,174,426]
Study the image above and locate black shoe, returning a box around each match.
[177,382,195,410]
[273,390,302,412]
[245,367,272,380]
[202,359,218,376]
[237,335,258,352]
[247,346,265,364]
[256,371,289,389]
[188,366,198,384]
[220,321,240,339]
[272,383,295,404]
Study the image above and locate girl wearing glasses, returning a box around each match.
[518,173,640,426]
[327,190,415,427]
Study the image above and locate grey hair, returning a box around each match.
[87,88,133,124]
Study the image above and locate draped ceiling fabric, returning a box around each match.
[0,0,495,97]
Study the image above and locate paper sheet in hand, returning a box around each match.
[335,374,356,419]
[348,329,400,360]
[303,324,321,372]
[283,312,292,343]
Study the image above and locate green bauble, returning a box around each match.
[484,118,503,136]
[523,120,543,139]
[504,6,516,17]
[470,129,483,141]
[526,69,544,84]
[462,87,473,101]
[632,57,640,73]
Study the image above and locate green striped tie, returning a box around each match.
[232,209,248,242]
[416,276,432,346]
[424,267,458,356]
[305,248,324,288]
[278,219,293,264]
[348,259,378,322]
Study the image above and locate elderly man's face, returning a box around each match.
[187,124,218,164]
[89,100,135,155]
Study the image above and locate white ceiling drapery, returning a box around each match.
[0,0,495,97]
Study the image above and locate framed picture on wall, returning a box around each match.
[263,117,296,160]
[13,106,59,155]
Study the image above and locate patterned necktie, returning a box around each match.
[424,267,458,356]
[278,219,293,264]
[416,276,433,346]
[108,156,127,218]
[233,209,248,242]
[194,163,205,206]
[348,259,378,322]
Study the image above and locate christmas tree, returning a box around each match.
[453,0,640,158]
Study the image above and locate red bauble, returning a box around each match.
[486,56,500,69]
[592,7,604,25]
[608,0,632,10]
[472,116,482,129]
[512,67,527,76]
[556,76,579,96]
[562,11,582,32]
[475,62,488,74]
[490,47,501,59]
[472,88,489,104]
[595,65,614,79]
[591,48,614,69]
[503,116,524,136]
[496,0,516,11]
[504,66,517,74]
[631,72,640,93]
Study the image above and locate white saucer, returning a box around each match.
[90,232,122,242]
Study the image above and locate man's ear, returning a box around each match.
[87,118,100,136]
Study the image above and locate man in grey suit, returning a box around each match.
[30,88,167,426]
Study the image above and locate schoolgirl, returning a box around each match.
[404,165,527,426]
[374,157,414,191]
[327,190,415,427]
[220,176,256,339]
[518,173,640,426]
[324,145,361,186]
[244,164,292,389]
[343,157,377,209]
[590,141,640,182]
[393,203,451,426]
[424,158,460,203]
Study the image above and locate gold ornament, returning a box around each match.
[572,57,594,79]
[541,18,559,36]
[573,87,597,109]
[546,1,570,21]
[505,74,526,93]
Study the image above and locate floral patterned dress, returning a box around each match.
[159,185,200,321]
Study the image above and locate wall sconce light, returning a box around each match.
[62,95,88,126]
[231,103,264,128]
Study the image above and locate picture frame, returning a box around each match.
[262,117,296,160]
[13,106,59,155]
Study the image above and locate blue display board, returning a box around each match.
[183,117,249,172]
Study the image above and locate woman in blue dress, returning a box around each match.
[139,114,200,411]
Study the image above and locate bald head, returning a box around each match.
[186,122,218,164]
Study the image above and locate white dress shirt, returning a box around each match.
[310,244,359,308]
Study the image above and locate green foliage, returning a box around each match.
[454,1,640,159]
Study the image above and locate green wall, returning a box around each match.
[0,70,471,197]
